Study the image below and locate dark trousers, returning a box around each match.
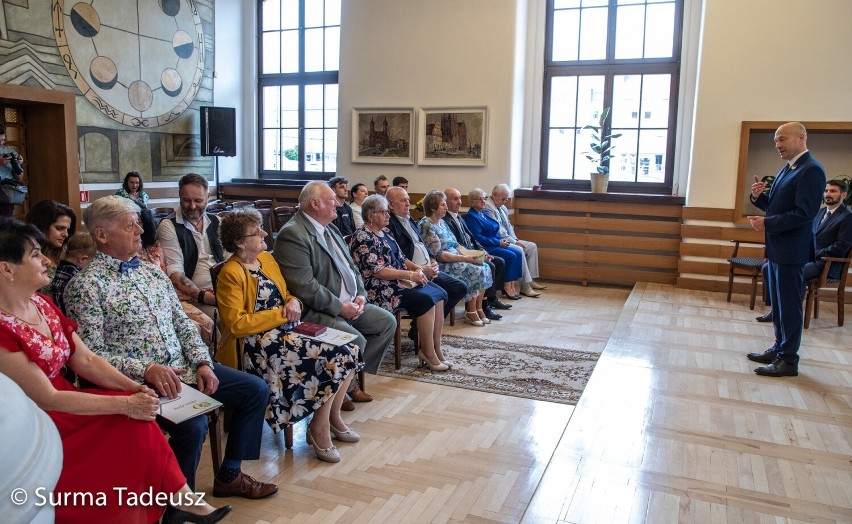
[485,256,505,301]
[761,261,821,306]
[433,272,467,318]
[157,365,268,489]
[766,261,806,365]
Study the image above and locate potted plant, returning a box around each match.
[583,107,621,193]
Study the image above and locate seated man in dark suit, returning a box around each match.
[329,176,356,238]
[385,187,467,332]
[443,187,511,320]
[756,179,852,322]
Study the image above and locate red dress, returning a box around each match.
[0,294,186,524]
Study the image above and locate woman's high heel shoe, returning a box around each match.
[307,427,341,463]
[330,423,360,443]
[465,311,485,327]
[476,309,491,324]
[416,351,449,371]
[164,505,232,524]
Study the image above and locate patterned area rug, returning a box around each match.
[377,334,599,405]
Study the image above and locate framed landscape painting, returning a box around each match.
[418,107,487,166]
[351,108,415,164]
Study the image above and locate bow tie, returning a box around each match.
[118,257,140,273]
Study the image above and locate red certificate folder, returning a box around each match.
[293,322,327,337]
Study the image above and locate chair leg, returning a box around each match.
[813,288,821,319]
[726,271,736,302]
[394,312,402,370]
[803,283,814,330]
[838,290,845,327]
[285,425,293,449]
[749,275,758,310]
[207,409,224,477]
[358,370,366,393]
[449,306,455,326]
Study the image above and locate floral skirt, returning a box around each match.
[242,328,363,433]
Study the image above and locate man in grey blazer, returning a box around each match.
[273,181,396,375]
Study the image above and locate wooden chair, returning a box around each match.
[803,247,852,329]
[206,201,230,214]
[231,200,254,209]
[274,205,297,228]
[206,262,294,475]
[393,309,417,370]
[254,200,274,249]
[726,240,766,310]
[149,206,174,226]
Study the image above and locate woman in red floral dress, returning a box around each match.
[0,219,230,524]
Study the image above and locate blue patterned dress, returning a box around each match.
[418,217,492,302]
[242,269,362,433]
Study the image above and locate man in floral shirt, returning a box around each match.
[65,196,277,499]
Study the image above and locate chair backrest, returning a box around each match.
[150,207,174,226]
[206,202,230,214]
[274,205,297,228]
[231,200,254,209]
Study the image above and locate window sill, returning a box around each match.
[513,188,685,206]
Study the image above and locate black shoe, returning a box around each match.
[746,348,778,364]
[489,299,512,310]
[164,505,232,524]
[754,359,798,377]
[482,305,502,321]
[755,312,773,323]
[502,291,521,300]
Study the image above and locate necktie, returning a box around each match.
[324,230,357,296]
[455,215,472,248]
[820,210,832,225]
[118,257,140,273]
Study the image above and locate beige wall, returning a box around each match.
[686,0,852,208]
[337,0,521,194]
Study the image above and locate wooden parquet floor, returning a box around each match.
[196,282,851,523]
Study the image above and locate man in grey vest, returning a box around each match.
[158,173,228,317]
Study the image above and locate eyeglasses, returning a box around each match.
[242,229,264,238]
[373,209,390,215]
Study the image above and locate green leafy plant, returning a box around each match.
[583,107,622,175]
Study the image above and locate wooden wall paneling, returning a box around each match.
[513,195,683,287]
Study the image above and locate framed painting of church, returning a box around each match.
[351,108,415,164]
[417,107,487,166]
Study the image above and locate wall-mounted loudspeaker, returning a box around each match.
[200,106,236,157]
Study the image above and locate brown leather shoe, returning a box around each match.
[350,386,373,402]
[341,397,355,411]
[213,472,278,499]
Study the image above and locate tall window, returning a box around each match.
[259,0,340,177]
[542,0,683,192]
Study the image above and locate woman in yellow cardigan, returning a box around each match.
[215,209,362,463]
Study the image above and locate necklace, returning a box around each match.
[0,301,43,327]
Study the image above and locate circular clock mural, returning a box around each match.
[53,0,205,128]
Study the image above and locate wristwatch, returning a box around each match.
[197,290,206,304]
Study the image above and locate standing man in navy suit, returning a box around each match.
[746,122,826,377]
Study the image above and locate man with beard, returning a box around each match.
[158,174,228,317]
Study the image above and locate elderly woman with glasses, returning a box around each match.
[215,208,363,463]
[418,190,493,326]
[348,195,450,371]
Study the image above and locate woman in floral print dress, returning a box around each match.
[215,209,362,463]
